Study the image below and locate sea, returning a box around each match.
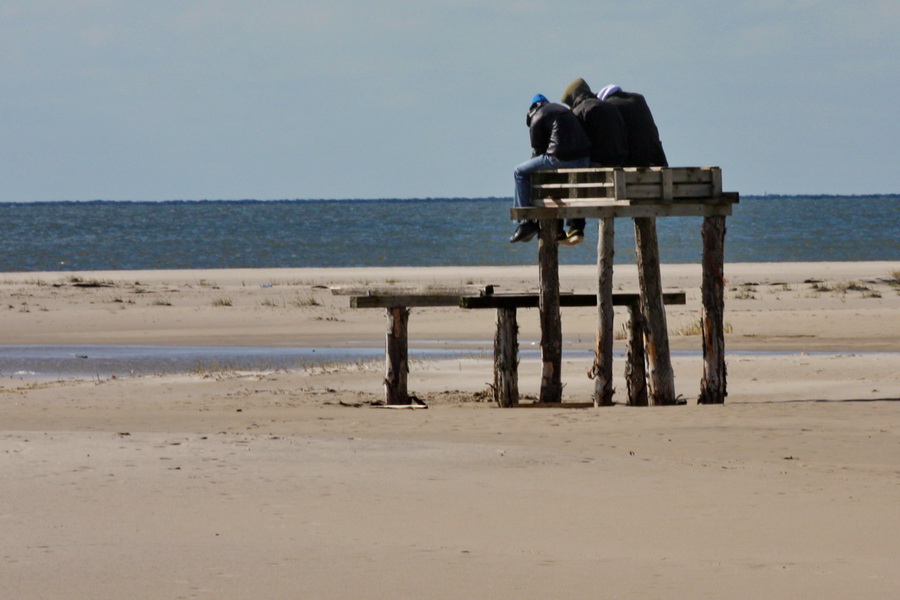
[1,195,897,379]
[1,195,897,272]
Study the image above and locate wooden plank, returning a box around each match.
[460,292,685,309]
[533,182,615,190]
[534,166,719,183]
[619,183,720,199]
[534,184,722,201]
[710,167,723,196]
[529,197,734,207]
[334,285,493,297]
[511,201,735,220]
[529,196,737,208]
[622,166,719,184]
[538,167,614,174]
[350,294,467,308]
[661,169,674,202]
[613,168,626,200]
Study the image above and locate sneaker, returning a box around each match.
[510,221,539,243]
[561,228,584,246]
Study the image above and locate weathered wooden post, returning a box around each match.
[699,214,727,404]
[384,306,410,404]
[633,216,677,405]
[590,217,615,406]
[494,307,519,407]
[537,218,563,403]
[625,301,649,406]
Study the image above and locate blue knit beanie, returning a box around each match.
[531,94,548,105]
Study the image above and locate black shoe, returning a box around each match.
[560,228,584,246]
[510,221,539,243]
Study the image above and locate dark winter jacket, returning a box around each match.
[560,78,628,166]
[526,101,591,161]
[602,90,668,167]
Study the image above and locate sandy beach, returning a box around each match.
[2,261,899,599]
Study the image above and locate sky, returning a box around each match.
[1,0,898,201]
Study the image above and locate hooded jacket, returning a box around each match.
[526,100,591,161]
[560,78,628,166]
[599,87,668,167]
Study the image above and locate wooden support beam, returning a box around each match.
[494,307,519,407]
[384,307,410,405]
[511,199,735,221]
[700,215,728,404]
[633,217,677,405]
[537,218,563,403]
[591,217,615,407]
[625,303,649,406]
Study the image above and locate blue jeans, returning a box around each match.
[514,154,589,224]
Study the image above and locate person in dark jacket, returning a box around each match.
[511,94,591,244]
[559,77,629,244]
[596,84,668,167]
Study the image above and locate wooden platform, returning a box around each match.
[511,166,738,219]
[508,166,734,406]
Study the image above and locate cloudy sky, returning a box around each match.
[1,0,897,201]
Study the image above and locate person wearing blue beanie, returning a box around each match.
[510,94,591,243]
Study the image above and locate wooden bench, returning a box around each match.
[512,166,737,406]
[337,286,685,407]
[461,292,686,407]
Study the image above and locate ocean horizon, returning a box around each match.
[1,195,897,272]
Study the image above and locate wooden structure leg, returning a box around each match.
[591,217,615,406]
[699,215,728,404]
[494,307,519,407]
[537,218,563,403]
[384,306,410,405]
[633,217,676,405]
[625,302,649,406]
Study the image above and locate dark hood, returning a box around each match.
[560,78,595,108]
